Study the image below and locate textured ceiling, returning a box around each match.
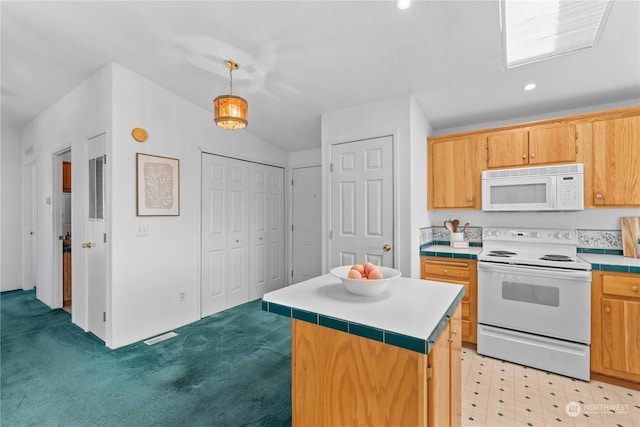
[2,1,639,152]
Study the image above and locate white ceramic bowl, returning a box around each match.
[329,265,401,296]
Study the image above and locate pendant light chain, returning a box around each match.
[229,66,234,95]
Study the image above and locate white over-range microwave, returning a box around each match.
[482,163,584,212]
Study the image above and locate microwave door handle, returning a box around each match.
[550,177,557,209]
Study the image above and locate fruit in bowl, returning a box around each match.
[330,264,401,296]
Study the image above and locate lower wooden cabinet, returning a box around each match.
[421,256,477,345]
[428,305,461,427]
[291,308,462,427]
[591,270,640,384]
[63,251,72,306]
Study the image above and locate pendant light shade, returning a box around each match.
[214,60,248,130]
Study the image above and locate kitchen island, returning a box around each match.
[262,274,465,427]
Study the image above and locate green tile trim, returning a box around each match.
[292,308,317,324]
[630,266,640,274]
[262,291,466,355]
[318,315,348,332]
[267,302,292,317]
[349,323,384,342]
[425,286,466,353]
[452,253,474,259]
[384,331,427,354]
[578,248,605,254]
[603,249,624,256]
[599,264,629,272]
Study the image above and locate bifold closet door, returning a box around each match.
[250,164,285,300]
[201,155,249,317]
[201,154,284,318]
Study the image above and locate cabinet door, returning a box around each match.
[62,161,71,193]
[486,131,528,168]
[429,138,477,209]
[592,116,640,206]
[428,305,461,427]
[528,124,576,165]
[600,297,640,377]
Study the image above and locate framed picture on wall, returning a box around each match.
[136,153,180,216]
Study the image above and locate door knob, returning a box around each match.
[383,244,391,252]
[82,242,92,249]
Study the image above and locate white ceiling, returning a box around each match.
[2,1,639,152]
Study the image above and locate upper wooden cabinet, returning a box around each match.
[592,115,640,207]
[427,137,483,210]
[486,124,577,169]
[427,106,639,210]
[62,161,71,193]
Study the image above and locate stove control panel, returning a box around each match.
[483,228,577,243]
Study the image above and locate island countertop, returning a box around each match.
[262,274,464,354]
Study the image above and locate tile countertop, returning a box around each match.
[578,253,640,274]
[262,274,465,355]
[420,244,483,259]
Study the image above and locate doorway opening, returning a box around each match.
[55,149,72,313]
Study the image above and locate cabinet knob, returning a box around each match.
[595,193,603,199]
[605,306,611,313]
[522,154,527,159]
[530,153,536,158]
[468,197,474,203]
[443,269,448,274]
[632,285,639,292]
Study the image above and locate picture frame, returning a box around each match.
[136,153,180,216]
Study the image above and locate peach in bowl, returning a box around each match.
[329,264,401,296]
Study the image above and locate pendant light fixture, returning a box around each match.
[214,60,248,130]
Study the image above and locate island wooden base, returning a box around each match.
[291,306,461,427]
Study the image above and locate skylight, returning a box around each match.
[501,0,613,68]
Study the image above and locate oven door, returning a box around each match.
[477,262,591,343]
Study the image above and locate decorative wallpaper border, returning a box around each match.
[419,227,623,253]
[420,226,483,246]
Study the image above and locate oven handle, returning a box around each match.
[478,261,592,280]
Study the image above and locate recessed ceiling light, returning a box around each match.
[501,0,613,68]
[523,83,537,91]
[396,0,411,10]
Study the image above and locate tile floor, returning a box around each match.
[461,348,640,426]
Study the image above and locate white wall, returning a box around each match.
[1,124,23,291]
[109,64,288,348]
[19,64,113,334]
[427,100,640,233]
[409,97,432,278]
[322,95,423,277]
[432,99,640,136]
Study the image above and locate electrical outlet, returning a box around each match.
[135,224,149,237]
[178,292,185,302]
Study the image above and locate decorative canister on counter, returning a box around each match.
[450,232,468,248]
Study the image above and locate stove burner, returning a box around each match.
[487,250,517,258]
[540,254,573,262]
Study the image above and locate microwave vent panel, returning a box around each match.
[483,163,583,179]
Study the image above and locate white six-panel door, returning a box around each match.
[201,153,284,317]
[250,164,284,299]
[226,159,250,308]
[292,166,322,284]
[330,136,394,268]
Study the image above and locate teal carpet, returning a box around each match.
[1,290,292,427]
